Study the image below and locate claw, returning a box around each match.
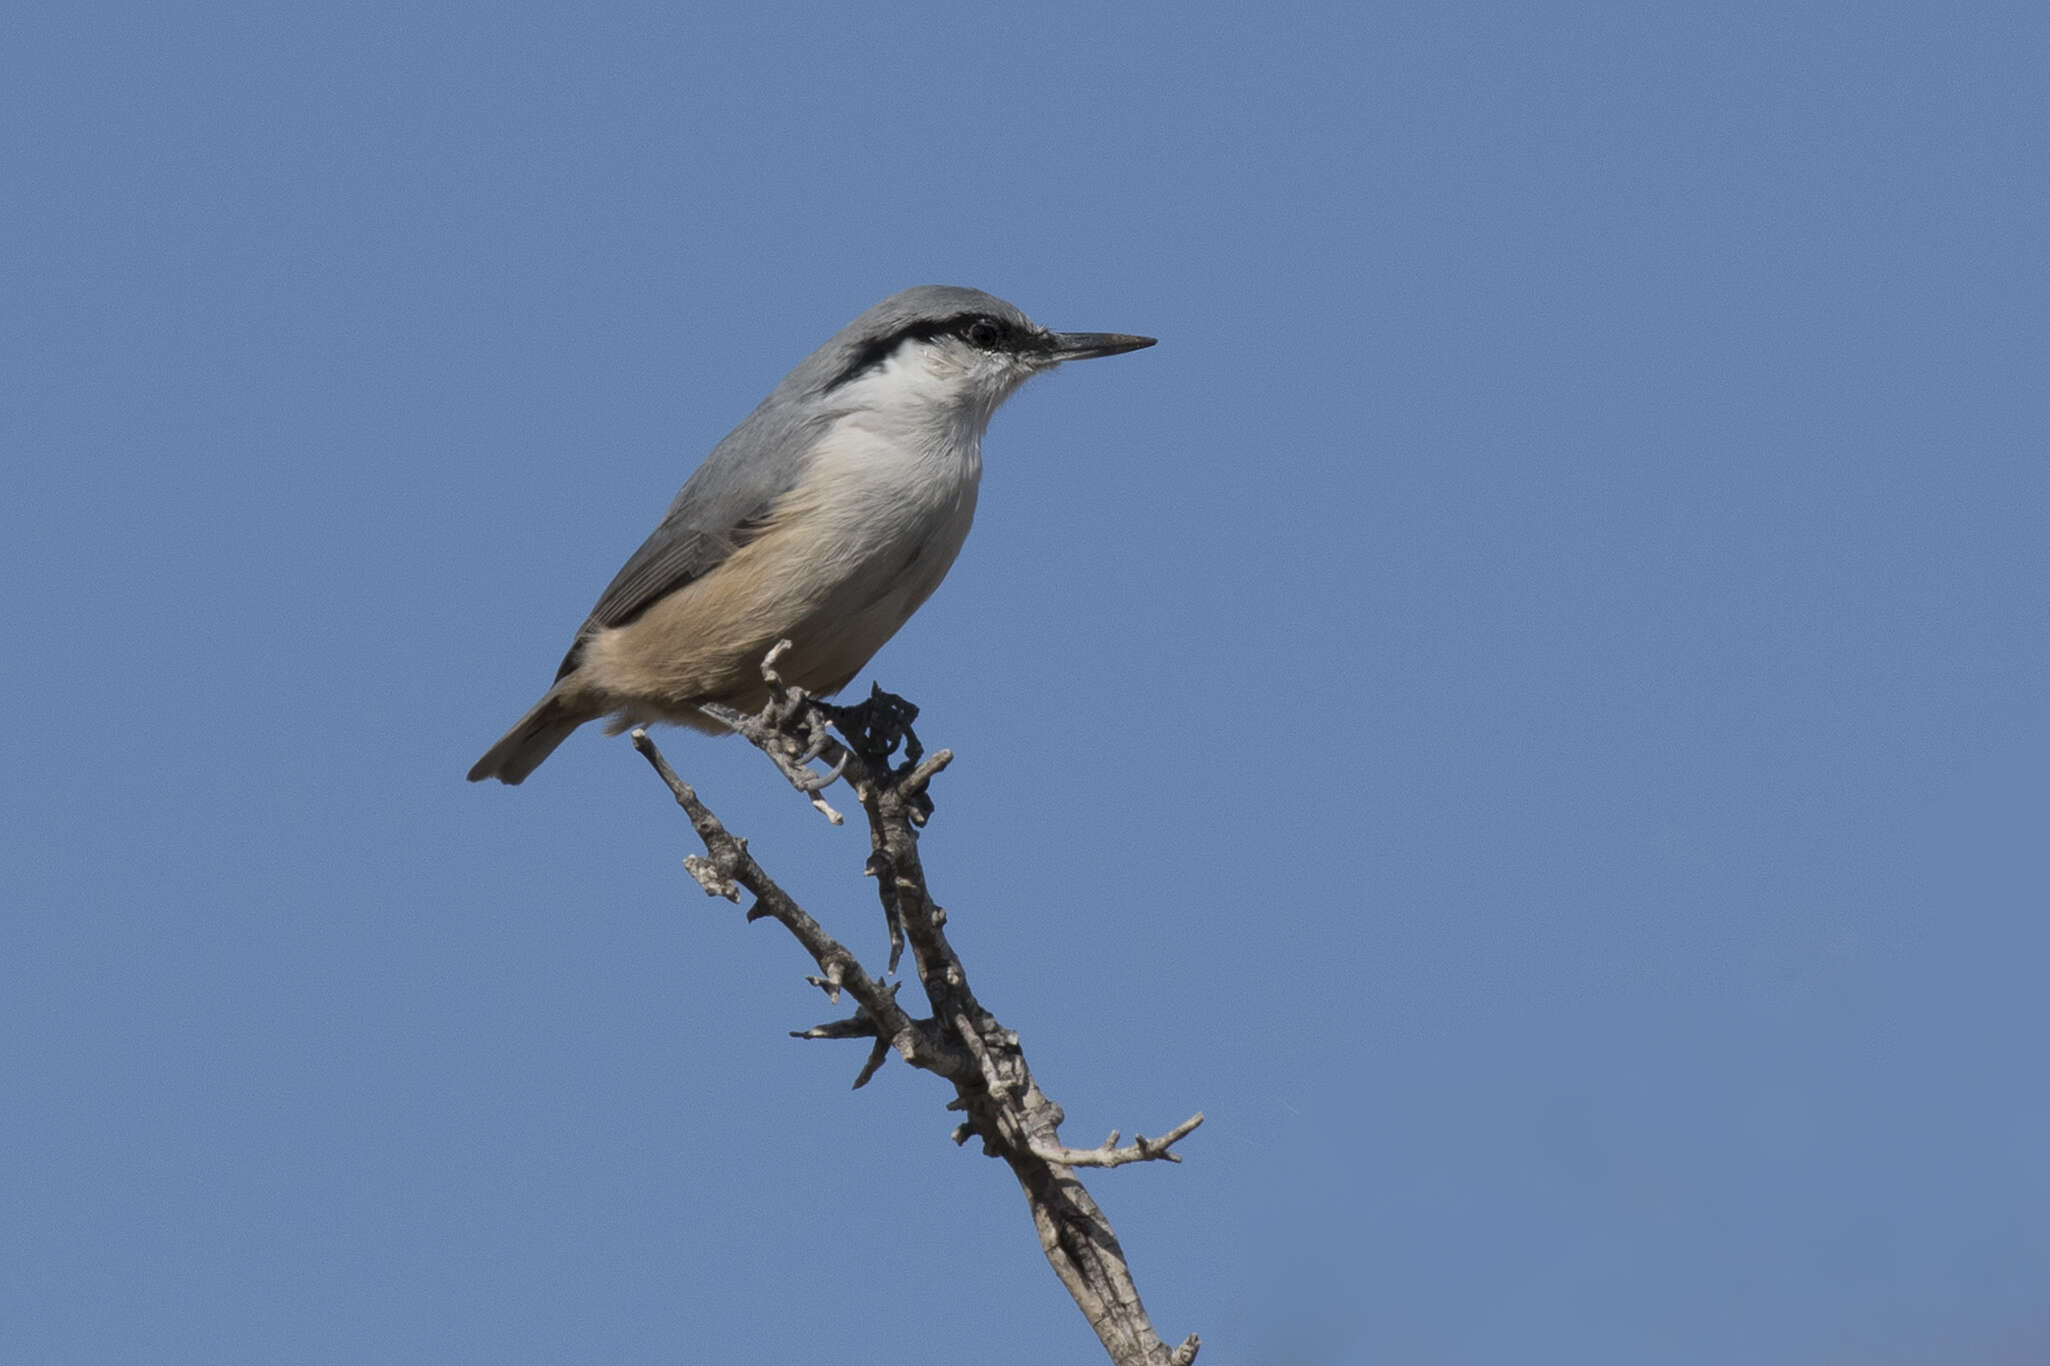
[799,750,850,793]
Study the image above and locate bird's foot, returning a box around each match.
[704,650,934,823]
[815,685,934,824]
[699,692,848,824]
[815,684,924,768]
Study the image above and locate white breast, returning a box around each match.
[765,352,994,691]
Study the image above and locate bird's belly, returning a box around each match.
[779,491,975,694]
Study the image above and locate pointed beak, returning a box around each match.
[1045,331,1157,362]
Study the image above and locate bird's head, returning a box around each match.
[804,286,1155,426]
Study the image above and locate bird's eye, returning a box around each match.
[965,317,1006,349]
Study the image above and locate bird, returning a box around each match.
[467,285,1156,785]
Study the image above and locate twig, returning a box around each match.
[1028,1113,1207,1168]
[630,728,904,1041]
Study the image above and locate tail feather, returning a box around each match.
[467,692,591,785]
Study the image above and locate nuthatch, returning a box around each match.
[468,286,1154,784]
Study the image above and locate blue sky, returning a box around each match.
[6,4,2047,1362]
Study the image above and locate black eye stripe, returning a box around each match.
[825,313,1033,390]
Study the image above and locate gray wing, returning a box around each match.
[554,399,828,680]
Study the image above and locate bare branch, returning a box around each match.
[630,657,1201,1365]
[1028,1113,1207,1168]
[680,854,738,901]
[791,1014,879,1040]
[904,748,953,794]
[629,728,906,1041]
[805,962,846,1002]
[851,1037,891,1090]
